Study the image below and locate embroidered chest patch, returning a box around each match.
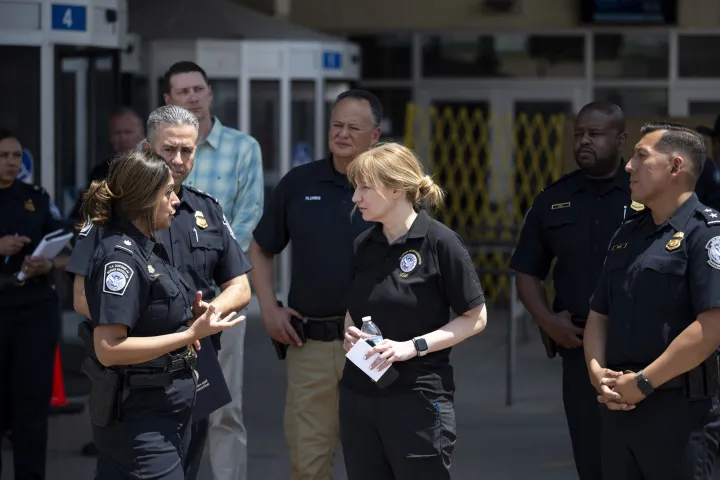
[399,250,422,278]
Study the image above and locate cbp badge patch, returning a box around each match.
[399,250,421,278]
[103,261,134,296]
[706,236,720,270]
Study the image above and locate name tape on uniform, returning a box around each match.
[551,202,571,210]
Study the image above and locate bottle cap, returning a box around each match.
[362,316,372,322]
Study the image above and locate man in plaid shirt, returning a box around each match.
[162,61,263,480]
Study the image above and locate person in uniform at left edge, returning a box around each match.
[509,101,631,480]
[67,105,253,480]
[585,122,720,479]
[0,128,71,480]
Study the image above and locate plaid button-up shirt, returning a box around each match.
[180,117,264,252]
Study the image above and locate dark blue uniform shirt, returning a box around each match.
[509,165,632,319]
[590,194,720,368]
[85,223,194,336]
[0,181,68,307]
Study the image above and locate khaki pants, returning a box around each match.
[284,339,346,480]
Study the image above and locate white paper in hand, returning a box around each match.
[345,339,388,383]
[16,229,73,281]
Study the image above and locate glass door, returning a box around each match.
[413,85,582,232]
[56,49,120,220]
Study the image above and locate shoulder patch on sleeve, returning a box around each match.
[185,185,219,204]
[697,207,720,226]
[103,261,134,296]
[706,236,720,270]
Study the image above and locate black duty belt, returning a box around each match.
[301,316,344,342]
[123,349,197,388]
[611,366,684,390]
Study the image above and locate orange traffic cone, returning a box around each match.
[49,345,84,415]
[50,346,67,408]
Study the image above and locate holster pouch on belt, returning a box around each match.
[272,316,306,360]
[686,351,720,400]
[82,356,121,427]
[271,300,309,361]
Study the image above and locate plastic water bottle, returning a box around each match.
[361,316,383,346]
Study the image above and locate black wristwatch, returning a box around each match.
[412,337,428,357]
[636,370,655,396]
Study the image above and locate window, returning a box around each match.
[422,34,585,78]
[594,34,668,79]
[350,35,412,80]
[678,36,720,78]
[594,87,668,117]
[360,87,412,143]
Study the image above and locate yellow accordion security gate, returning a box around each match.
[404,102,568,307]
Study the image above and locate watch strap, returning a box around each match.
[412,337,428,356]
[636,370,654,395]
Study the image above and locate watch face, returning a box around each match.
[416,338,428,351]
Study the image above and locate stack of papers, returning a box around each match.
[17,229,73,281]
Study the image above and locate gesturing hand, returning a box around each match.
[189,304,245,341]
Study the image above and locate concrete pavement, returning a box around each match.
[3,307,582,479]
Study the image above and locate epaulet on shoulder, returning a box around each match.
[185,185,219,204]
[543,170,581,191]
[21,183,46,195]
[696,206,720,226]
[112,235,135,256]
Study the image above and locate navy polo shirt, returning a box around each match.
[252,157,373,317]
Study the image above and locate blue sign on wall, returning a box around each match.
[51,4,87,32]
[17,148,34,184]
[323,52,342,70]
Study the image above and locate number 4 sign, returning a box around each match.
[51,4,87,32]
